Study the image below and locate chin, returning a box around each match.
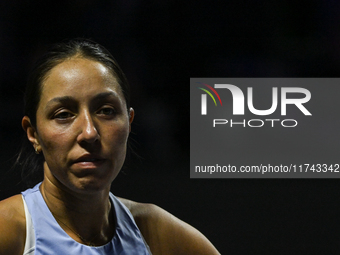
[69,176,113,194]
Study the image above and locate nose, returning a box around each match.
[77,111,100,144]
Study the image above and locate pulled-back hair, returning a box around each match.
[16,38,131,187]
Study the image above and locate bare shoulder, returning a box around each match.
[118,198,220,255]
[0,195,26,255]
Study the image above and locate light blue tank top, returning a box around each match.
[21,183,151,254]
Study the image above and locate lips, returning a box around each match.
[72,154,106,169]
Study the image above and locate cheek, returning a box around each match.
[105,123,130,152]
[37,127,72,158]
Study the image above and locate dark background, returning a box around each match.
[1,1,340,254]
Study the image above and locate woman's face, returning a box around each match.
[27,57,133,193]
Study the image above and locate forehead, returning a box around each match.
[40,57,123,104]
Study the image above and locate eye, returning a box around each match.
[54,111,73,119]
[97,107,116,116]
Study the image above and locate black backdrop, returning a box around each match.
[1,1,340,254]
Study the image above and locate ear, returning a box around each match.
[128,107,135,133]
[22,116,41,152]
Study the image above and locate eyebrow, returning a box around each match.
[45,96,75,108]
[45,91,120,108]
[92,91,120,103]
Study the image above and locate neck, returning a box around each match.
[40,176,115,246]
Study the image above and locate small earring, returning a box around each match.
[35,147,40,154]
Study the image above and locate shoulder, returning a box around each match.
[118,198,220,255]
[0,195,26,255]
